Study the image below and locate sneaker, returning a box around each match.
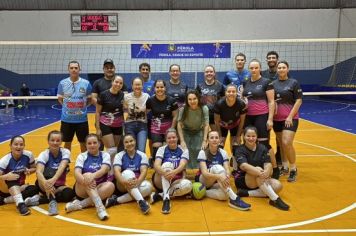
[48,200,58,216]
[288,169,297,182]
[17,202,31,216]
[269,197,290,211]
[280,167,289,176]
[272,167,280,180]
[228,197,251,211]
[237,189,249,197]
[24,195,40,207]
[161,199,171,214]
[65,200,82,213]
[97,206,109,221]
[0,196,4,205]
[150,192,162,204]
[138,200,150,215]
[105,195,118,208]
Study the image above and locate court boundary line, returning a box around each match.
[32,203,356,235]
[295,140,356,162]
[301,118,356,136]
[0,120,60,145]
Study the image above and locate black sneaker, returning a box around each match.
[237,189,249,197]
[0,196,4,205]
[228,197,251,211]
[272,167,280,180]
[138,200,150,215]
[161,199,171,214]
[105,195,118,208]
[269,197,290,211]
[17,202,31,216]
[150,192,162,204]
[280,167,289,176]
[288,169,297,182]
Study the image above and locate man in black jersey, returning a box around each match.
[261,51,279,80]
[261,51,282,168]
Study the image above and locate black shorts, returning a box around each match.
[221,126,238,138]
[60,121,89,143]
[234,176,257,191]
[100,123,123,136]
[151,133,165,143]
[0,191,10,198]
[273,119,299,133]
[245,113,270,142]
[5,180,21,189]
[35,180,64,195]
[209,113,215,125]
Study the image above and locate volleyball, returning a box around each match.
[192,182,206,200]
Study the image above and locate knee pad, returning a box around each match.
[161,162,174,172]
[121,169,136,180]
[209,165,226,175]
[56,187,75,203]
[107,147,117,157]
[139,180,152,197]
[21,185,39,199]
[171,179,192,197]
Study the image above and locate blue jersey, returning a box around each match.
[113,150,149,178]
[57,77,92,123]
[197,148,229,169]
[75,151,111,185]
[37,148,71,186]
[143,79,155,97]
[223,69,251,94]
[0,150,35,186]
[156,145,189,169]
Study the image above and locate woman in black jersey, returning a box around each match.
[214,84,246,153]
[234,126,289,211]
[272,61,303,182]
[95,76,125,160]
[165,64,188,108]
[197,65,225,131]
[146,80,179,162]
[242,59,279,179]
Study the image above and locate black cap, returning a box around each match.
[103,59,114,66]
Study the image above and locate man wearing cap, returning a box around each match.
[92,59,127,105]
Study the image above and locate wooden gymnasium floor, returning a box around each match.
[0,114,355,236]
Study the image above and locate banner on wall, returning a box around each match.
[131,43,231,59]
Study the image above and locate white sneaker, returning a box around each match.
[48,200,58,216]
[24,195,40,207]
[65,200,82,213]
[97,206,109,221]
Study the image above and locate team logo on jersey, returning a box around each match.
[79,87,86,94]
[257,85,263,89]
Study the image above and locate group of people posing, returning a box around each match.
[0,51,302,219]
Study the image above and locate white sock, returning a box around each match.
[4,196,14,204]
[80,198,93,208]
[248,189,267,197]
[290,164,297,171]
[117,193,133,204]
[226,187,238,200]
[130,188,144,201]
[259,182,279,201]
[13,194,24,206]
[282,161,289,169]
[92,195,104,209]
[161,176,171,200]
